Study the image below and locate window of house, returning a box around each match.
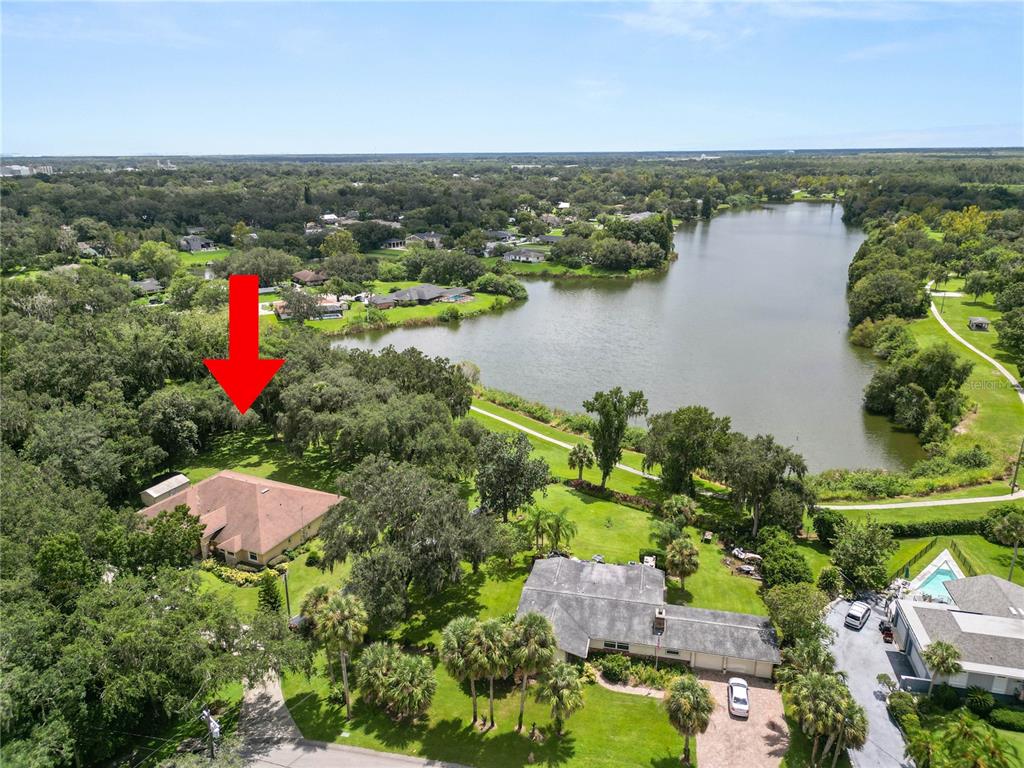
[248,552,258,562]
[665,649,680,656]
[603,641,629,651]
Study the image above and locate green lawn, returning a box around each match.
[884,534,1023,585]
[282,658,683,768]
[180,248,230,266]
[907,310,1022,473]
[838,498,1004,526]
[175,427,337,492]
[479,256,664,280]
[471,399,650,476]
[933,289,1020,378]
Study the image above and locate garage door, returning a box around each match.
[693,653,723,670]
[725,657,757,676]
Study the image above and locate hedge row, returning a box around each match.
[883,518,987,538]
[564,478,656,510]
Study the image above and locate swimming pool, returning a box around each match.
[917,564,958,600]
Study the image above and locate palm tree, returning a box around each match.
[356,642,400,709]
[524,506,552,551]
[942,711,1013,768]
[990,507,1024,581]
[567,443,594,481]
[469,618,510,728]
[385,653,436,722]
[319,592,368,719]
[664,675,715,766]
[441,616,480,724]
[544,510,578,552]
[822,694,868,768]
[299,584,334,681]
[776,641,838,694]
[789,671,846,766]
[922,640,962,695]
[510,613,556,732]
[536,662,584,736]
[665,535,700,587]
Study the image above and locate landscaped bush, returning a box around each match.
[438,305,462,322]
[199,558,262,586]
[887,690,918,728]
[951,445,992,469]
[965,687,996,717]
[817,566,843,598]
[596,653,631,683]
[885,519,986,538]
[812,507,844,547]
[757,526,813,589]
[989,706,1024,732]
[931,683,961,711]
[564,479,656,510]
[579,662,599,685]
[305,549,321,567]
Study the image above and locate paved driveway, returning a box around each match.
[827,600,914,768]
[697,671,788,768]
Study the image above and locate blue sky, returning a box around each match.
[3,1,1022,155]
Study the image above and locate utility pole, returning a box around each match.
[199,708,221,758]
[1011,434,1024,494]
[282,568,292,616]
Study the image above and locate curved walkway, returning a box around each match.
[468,404,658,480]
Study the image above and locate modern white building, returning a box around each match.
[892,575,1024,699]
[517,558,781,678]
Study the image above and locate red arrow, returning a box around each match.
[204,274,284,414]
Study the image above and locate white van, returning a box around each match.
[844,601,872,630]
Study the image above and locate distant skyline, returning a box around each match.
[3,1,1022,155]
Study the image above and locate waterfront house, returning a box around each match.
[389,284,471,305]
[537,235,563,244]
[891,575,1024,699]
[518,558,781,678]
[504,248,546,263]
[968,317,991,331]
[138,470,339,567]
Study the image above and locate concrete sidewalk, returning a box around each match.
[239,676,470,768]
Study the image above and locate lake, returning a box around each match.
[335,203,924,472]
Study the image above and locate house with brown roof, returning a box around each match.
[292,269,328,286]
[138,470,340,567]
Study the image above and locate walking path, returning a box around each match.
[474,293,1024,512]
[468,404,658,480]
[239,675,469,768]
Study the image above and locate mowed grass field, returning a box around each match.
[907,310,1022,470]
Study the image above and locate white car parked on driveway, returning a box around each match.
[728,677,750,718]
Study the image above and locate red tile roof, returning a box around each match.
[139,470,339,556]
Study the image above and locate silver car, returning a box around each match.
[728,677,750,718]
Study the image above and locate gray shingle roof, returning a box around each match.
[946,575,1024,619]
[915,605,1024,673]
[517,559,780,663]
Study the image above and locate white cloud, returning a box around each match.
[606,2,720,42]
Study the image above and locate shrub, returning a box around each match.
[580,663,599,685]
[305,549,321,567]
[965,687,995,717]
[812,508,844,547]
[887,691,918,728]
[885,519,985,538]
[438,305,461,323]
[817,566,843,598]
[931,683,960,711]
[951,445,991,469]
[597,653,631,683]
[989,707,1024,732]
